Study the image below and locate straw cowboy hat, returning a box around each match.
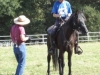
[14,15,30,25]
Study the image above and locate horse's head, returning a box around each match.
[69,10,88,35]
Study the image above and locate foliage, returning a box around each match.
[0,0,21,17]
[71,0,100,31]
[0,0,100,35]
[17,0,47,34]
[0,0,21,35]
[83,6,100,31]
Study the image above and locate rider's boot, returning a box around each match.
[49,40,55,55]
[74,31,83,55]
[49,28,58,55]
[49,21,60,55]
[74,42,83,55]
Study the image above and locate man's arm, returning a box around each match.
[20,34,29,42]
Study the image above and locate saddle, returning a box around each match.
[47,25,55,36]
[47,25,61,37]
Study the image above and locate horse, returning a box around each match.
[47,10,88,75]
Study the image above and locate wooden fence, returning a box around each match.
[0,32,100,47]
[78,32,100,42]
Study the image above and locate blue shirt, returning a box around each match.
[51,1,72,18]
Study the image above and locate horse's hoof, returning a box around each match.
[68,73,72,75]
[46,73,50,75]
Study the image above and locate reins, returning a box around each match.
[59,17,70,47]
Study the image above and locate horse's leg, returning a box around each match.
[47,54,51,75]
[58,51,64,75]
[61,53,65,75]
[58,54,61,75]
[68,50,72,75]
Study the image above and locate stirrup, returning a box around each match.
[49,49,53,55]
[75,50,82,55]
[75,46,83,55]
[49,47,55,55]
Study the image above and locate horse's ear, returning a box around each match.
[75,9,84,15]
[81,9,84,13]
[75,10,78,13]
[75,10,79,16]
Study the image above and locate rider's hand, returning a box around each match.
[65,16,70,21]
[58,14,61,18]
[53,14,61,18]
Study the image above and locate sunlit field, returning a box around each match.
[0,42,100,75]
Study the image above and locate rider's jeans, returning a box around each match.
[13,43,26,75]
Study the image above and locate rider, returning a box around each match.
[49,0,88,55]
[49,0,72,54]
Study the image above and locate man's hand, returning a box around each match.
[26,36,31,42]
[53,14,61,18]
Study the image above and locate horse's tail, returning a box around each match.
[52,48,58,71]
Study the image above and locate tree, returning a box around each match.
[0,0,100,35]
[71,0,100,31]
[83,6,100,31]
[0,0,21,35]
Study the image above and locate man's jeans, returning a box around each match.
[13,43,26,75]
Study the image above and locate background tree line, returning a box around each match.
[0,0,100,35]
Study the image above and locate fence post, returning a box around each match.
[98,32,100,42]
[42,34,45,44]
[87,32,89,42]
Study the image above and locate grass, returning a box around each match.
[0,42,100,75]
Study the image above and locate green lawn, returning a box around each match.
[0,42,100,75]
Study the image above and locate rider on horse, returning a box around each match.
[48,0,87,55]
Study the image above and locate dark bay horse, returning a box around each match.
[47,10,88,75]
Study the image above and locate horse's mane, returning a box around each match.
[62,13,75,30]
[63,10,85,30]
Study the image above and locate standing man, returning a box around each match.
[49,0,72,54]
[10,15,30,75]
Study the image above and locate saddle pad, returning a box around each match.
[47,25,55,35]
